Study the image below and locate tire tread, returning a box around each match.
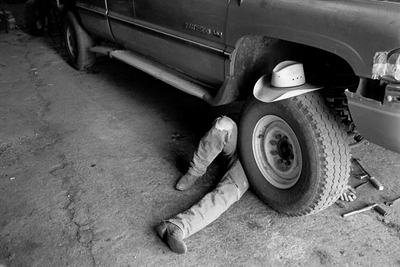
[287,93,350,216]
[239,92,350,216]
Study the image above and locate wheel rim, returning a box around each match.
[252,115,302,189]
[34,10,43,30]
[35,19,43,30]
[66,25,77,59]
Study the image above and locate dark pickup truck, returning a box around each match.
[26,0,400,216]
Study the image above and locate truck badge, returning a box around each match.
[185,22,223,38]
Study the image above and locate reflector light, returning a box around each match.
[372,49,400,81]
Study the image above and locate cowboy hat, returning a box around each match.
[254,61,323,103]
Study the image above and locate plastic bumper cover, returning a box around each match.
[345,85,400,154]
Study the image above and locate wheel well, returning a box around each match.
[61,1,81,23]
[225,35,363,129]
[230,36,359,102]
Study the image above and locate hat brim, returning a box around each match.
[254,74,323,103]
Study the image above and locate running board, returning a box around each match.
[89,46,213,100]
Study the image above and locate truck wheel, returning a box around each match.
[238,92,350,216]
[25,0,48,36]
[63,11,95,70]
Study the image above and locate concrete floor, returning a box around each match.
[1,4,400,267]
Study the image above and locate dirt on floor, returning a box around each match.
[1,4,400,267]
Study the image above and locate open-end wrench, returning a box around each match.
[384,196,400,207]
[352,158,384,190]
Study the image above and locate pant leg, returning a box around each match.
[168,158,249,239]
[188,116,236,177]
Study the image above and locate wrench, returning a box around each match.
[352,158,384,190]
[384,196,400,207]
[342,203,377,218]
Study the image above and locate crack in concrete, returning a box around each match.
[49,161,97,266]
[26,50,52,131]
[13,44,93,264]
[379,217,400,240]
[49,162,68,175]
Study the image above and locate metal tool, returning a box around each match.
[342,203,377,217]
[374,206,388,216]
[369,177,384,190]
[354,181,368,190]
[384,196,400,207]
[348,139,369,148]
[352,158,384,190]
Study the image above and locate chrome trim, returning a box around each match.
[76,3,106,16]
[107,13,135,24]
[107,13,228,57]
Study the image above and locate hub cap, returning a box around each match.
[252,115,302,189]
[66,25,77,59]
[35,19,43,30]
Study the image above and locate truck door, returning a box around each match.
[131,0,229,87]
[106,0,136,42]
[76,0,114,41]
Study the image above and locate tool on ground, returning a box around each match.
[384,196,400,207]
[369,177,384,190]
[348,139,369,148]
[354,181,368,190]
[351,158,384,190]
[374,205,388,216]
[342,203,377,217]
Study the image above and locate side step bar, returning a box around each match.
[89,46,213,100]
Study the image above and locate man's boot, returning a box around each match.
[175,172,201,191]
[156,222,187,254]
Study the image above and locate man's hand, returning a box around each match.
[339,185,357,202]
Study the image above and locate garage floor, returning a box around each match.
[1,4,400,267]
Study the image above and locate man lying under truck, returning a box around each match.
[156,114,356,254]
[156,63,356,254]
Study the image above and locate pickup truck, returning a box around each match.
[25,0,400,216]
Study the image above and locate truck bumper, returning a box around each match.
[345,85,400,153]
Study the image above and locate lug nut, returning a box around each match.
[270,150,278,156]
[275,134,282,139]
[277,159,283,164]
[270,140,277,145]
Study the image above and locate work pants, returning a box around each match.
[167,116,249,239]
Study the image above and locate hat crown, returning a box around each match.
[271,61,306,88]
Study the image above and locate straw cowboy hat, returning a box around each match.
[254,60,323,103]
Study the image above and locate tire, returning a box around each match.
[238,92,350,216]
[63,11,95,70]
[25,0,48,36]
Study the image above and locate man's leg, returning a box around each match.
[158,116,245,253]
[176,116,236,191]
[169,159,249,239]
[158,158,249,253]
